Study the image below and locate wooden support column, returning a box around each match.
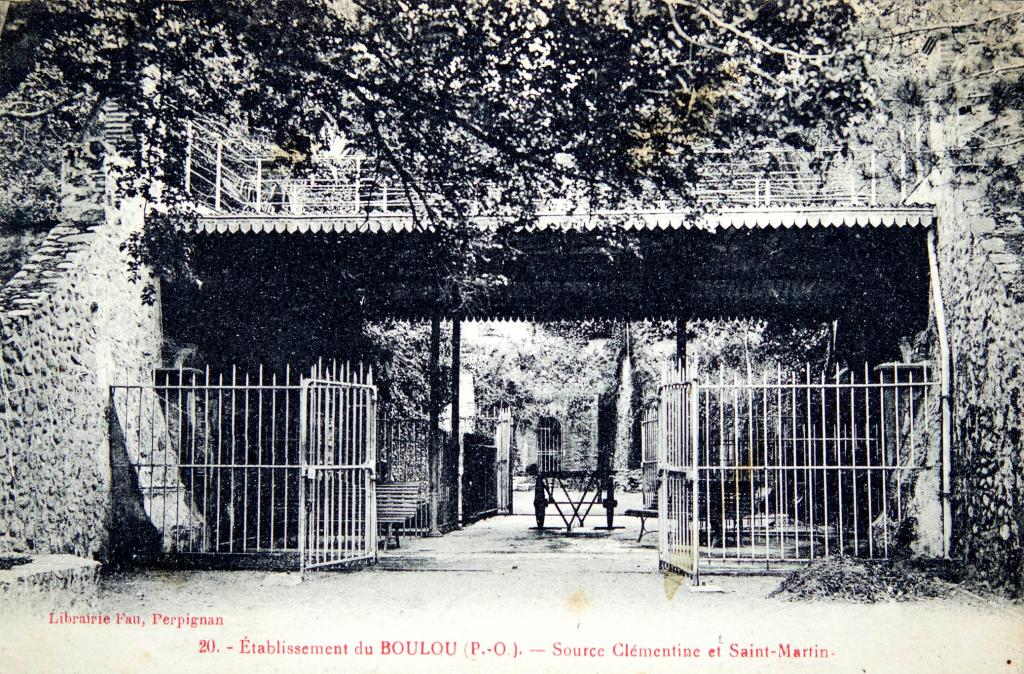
[675,316,690,379]
[427,315,442,535]
[451,315,463,526]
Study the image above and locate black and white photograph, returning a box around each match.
[0,0,1022,672]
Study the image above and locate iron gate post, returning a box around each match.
[656,374,668,569]
[368,384,379,559]
[688,379,700,584]
[298,375,310,574]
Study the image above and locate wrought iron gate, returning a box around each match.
[536,416,563,472]
[300,364,377,571]
[109,362,378,571]
[656,363,941,577]
[656,381,699,578]
[495,410,513,515]
[462,434,498,522]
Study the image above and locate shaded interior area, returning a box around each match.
[126,223,939,569]
[162,225,931,370]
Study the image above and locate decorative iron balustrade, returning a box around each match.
[184,118,931,218]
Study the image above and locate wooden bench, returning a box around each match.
[377,481,423,550]
[624,507,658,542]
[624,492,659,542]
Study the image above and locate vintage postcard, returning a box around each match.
[0,0,1022,672]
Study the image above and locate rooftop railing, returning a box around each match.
[185,118,933,218]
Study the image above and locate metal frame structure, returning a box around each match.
[494,408,513,515]
[109,362,378,571]
[654,362,942,578]
[376,411,513,534]
[111,366,302,563]
[299,363,377,572]
[640,408,659,510]
[656,377,699,577]
[533,470,617,533]
[184,117,928,218]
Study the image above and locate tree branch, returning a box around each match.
[746,63,782,87]
[0,1,10,44]
[665,3,729,56]
[333,67,576,190]
[973,136,1024,151]
[947,63,1024,86]
[0,105,54,119]
[0,92,85,120]
[664,0,834,61]
[352,89,437,231]
[665,3,783,90]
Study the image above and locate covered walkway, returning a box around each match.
[378,492,655,574]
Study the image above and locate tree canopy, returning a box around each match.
[1,0,875,300]
[2,1,873,206]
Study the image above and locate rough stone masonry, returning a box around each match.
[916,166,1024,595]
[0,130,161,560]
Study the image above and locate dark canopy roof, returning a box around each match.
[181,206,932,321]
[164,205,934,367]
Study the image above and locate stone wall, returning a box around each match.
[874,20,1024,594]
[0,196,162,560]
[918,173,1024,594]
[0,554,102,617]
[0,228,50,287]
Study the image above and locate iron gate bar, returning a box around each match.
[376,416,456,534]
[656,373,699,578]
[111,364,308,562]
[108,361,381,570]
[658,362,940,575]
[299,363,377,572]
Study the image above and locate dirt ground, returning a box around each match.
[3,497,1022,674]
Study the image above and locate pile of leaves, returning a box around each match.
[769,556,961,603]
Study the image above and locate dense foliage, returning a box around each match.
[361,319,447,415]
[465,322,617,416]
[3,0,980,413]
[0,0,874,302]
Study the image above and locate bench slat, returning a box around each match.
[376,482,425,524]
[624,508,657,518]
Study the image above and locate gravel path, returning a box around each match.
[3,508,1021,673]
